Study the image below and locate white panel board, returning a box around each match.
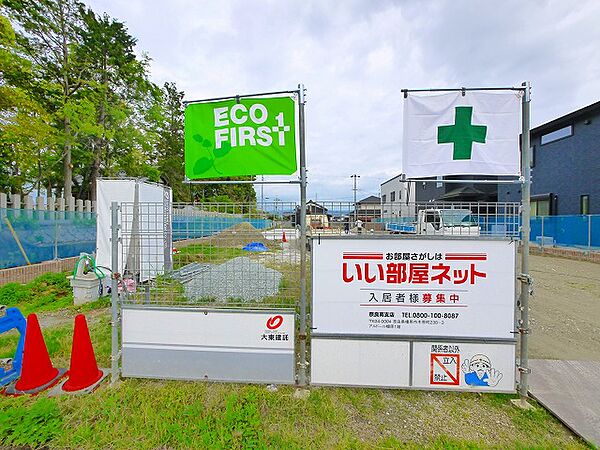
[312,237,515,339]
[311,338,410,388]
[96,179,172,280]
[121,307,295,383]
[412,341,515,392]
[122,307,294,349]
[96,179,136,273]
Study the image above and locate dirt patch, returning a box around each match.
[178,222,278,250]
[529,254,600,361]
[37,307,110,329]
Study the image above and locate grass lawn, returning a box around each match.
[0,271,592,449]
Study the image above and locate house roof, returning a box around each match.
[357,195,381,204]
[298,200,328,212]
[438,186,487,200]
[531,99,600,137]
[380,174,404,186]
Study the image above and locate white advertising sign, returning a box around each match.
[122,307,294,350]
[312,238,515,339]
[412,342,515,392]
[122,307,295,383]
[311,338,410,388]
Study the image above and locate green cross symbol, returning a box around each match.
[437,106,487,160]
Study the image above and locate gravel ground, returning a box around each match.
[529,253,600,361]
[182,256,283,302]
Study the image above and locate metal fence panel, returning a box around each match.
[114,200,525,386]
[306,201,520,238]
[119,201,302,309]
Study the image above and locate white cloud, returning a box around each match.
[87,0,600,202]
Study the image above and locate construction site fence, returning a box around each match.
[0,208,96,269]
[531,214,599,252]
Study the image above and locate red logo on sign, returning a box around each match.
[266,315,283,330]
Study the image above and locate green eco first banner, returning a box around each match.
[185,96,298,179]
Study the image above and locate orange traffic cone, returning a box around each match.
[61,315,105,392]
[282,231,287,243]
[7,314,66,395]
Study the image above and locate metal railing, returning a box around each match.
[118,201,302,309]
[115,200,522,310]
[302,201,520,238]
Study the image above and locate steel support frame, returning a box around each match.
[518,82,532,402]
[403,83,533,400]
[154,86,309,387]
[110,201,120,385]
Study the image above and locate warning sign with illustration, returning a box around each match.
[412,342,515,392]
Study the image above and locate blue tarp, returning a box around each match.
[243,242,269,252]
[0,209,96,269]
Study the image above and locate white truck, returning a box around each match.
[386,209,480,236]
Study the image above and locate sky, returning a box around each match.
[88,0,600,202]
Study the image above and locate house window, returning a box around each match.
[530,146,535,168]
[436,175,443,188]
[531,199,550,216]
[390,191,396,202]
[382,194,386,204]
[541,125,572,145]
[581,195,590,215]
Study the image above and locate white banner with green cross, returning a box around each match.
[402,91,521,178]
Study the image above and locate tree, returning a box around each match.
[155,82,186,200]
[4,0,87,198]
[0,11,56,193]
[78,8,143,200]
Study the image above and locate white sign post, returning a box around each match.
[310,236,516,392]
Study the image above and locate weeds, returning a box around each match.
[0,397,63,448]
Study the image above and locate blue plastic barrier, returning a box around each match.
[0,307,26,387]
[530,215,599,250]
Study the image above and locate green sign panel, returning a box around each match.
[184,96,297,179]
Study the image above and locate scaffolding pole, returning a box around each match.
[518,81,532,403]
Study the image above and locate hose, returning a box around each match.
[72,253,105,281]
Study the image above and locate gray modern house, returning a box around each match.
[411,100,599,215]
[499,100,600,215]
[414,175,501,203]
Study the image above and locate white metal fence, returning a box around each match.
[110,200,523,385]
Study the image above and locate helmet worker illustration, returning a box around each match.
[461,353,503,387]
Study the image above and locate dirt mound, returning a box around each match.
[202,222,275,249]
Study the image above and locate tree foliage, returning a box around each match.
[0,1,255,203]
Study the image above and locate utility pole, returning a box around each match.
[260,175,264,211]
[351,174,360,221]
